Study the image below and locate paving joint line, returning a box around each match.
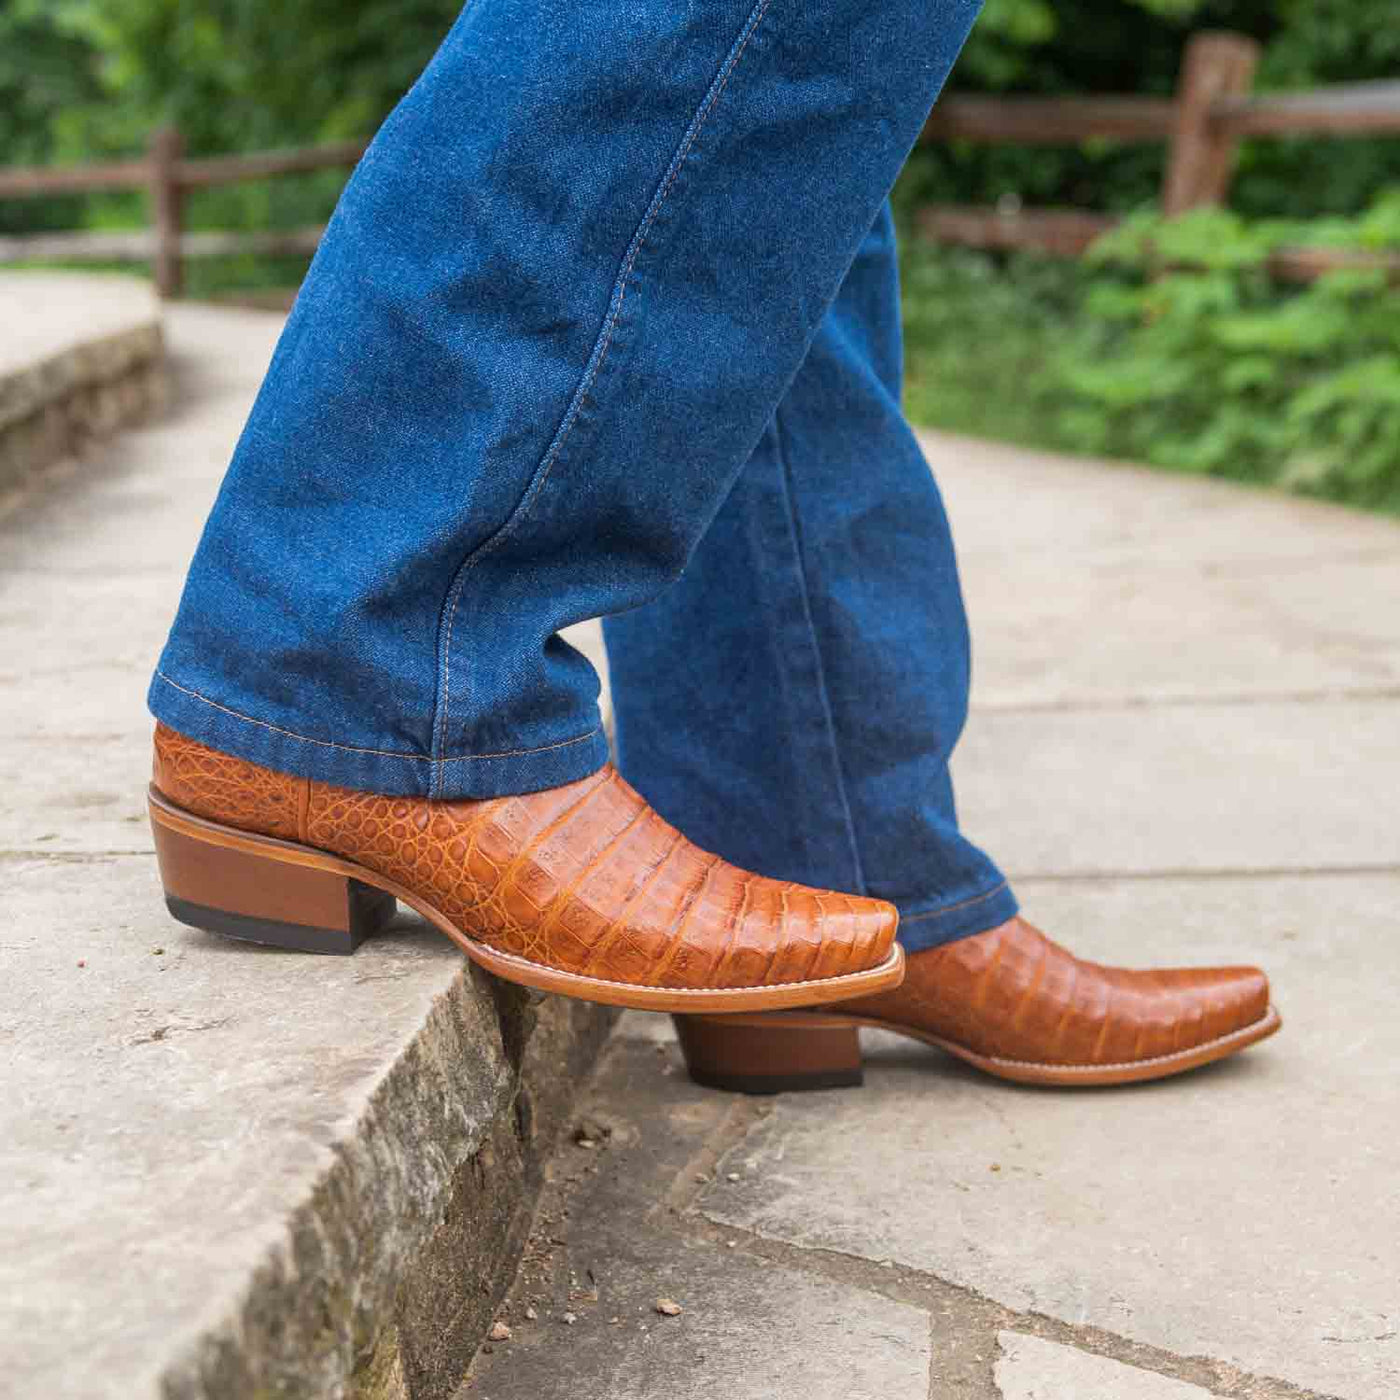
[665,1069,1344,1400]
[675,1212,1342,1400]
[659,1095,770,1218]
[0,849,152,862]
[1011,864,1400,884]
[971,688,1400,715]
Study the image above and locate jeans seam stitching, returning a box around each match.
[427,0,775,797]
[899,881,1011,923]
[772,407,869,895]
[153,669,601,764]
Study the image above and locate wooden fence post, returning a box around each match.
[1162,32,1260,216]
[148,127,185,299]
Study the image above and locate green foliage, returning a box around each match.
[9,0,461,156]
[899,241,1092,449]
[1060,201,1400,508]
[0,2,106,230]
[1234,0,1400,215]
[5,1,1398,512]
[900,199,1400,514]
[5,0,1399,229]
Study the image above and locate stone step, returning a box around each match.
[0,271,166,498]
[0,292,615,1400]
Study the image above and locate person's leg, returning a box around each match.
[604,201,1016,953]
[145,0,987,1008]
[150,0,984,801]
[607,205,1280,1082]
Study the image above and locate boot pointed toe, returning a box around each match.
[1193,964,1273,1045]
[675,917,1279,1092]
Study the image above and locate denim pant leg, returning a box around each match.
[604,204,1017,951]
[149,0,984,800]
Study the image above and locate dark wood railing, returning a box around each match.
[915,33,1400,277]
[0,134,369,297]
[3,31,1400,297]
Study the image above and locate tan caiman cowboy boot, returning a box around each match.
[148,725,903,1011]
[673,916,1280,1089]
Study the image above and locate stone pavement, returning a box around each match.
[2,284,1396,1399]
[470,437,1400,1400]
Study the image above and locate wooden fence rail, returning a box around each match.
[0,134,368,297]
[916,32,1400,278]
[3,30,1400,296]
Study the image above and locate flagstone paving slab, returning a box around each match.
[953,700,1400,878]
[923,430,1400,709]
[995,1333,1224,1400]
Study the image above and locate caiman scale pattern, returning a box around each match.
[152,724,896,991]
[154,722,302,842]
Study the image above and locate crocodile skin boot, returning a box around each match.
[673,916,1280,1089]
[148,725,903,1011]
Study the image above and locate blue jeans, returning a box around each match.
[149,0,1017,952]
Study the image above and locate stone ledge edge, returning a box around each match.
[157,970,617,1400]
[0,319,167,496]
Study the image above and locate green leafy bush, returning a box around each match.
[0,0,464,237]
[6,0,1400,232]
[1056,199,1400,510]
[899,240,1093,449]
[900,197,1400,514]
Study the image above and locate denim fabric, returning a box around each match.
[150,0,983,797]
[605,205,1016,950]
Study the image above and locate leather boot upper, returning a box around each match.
[153,724,897,991]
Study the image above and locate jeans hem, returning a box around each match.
[893,880,1020,954]
[147,670,612,799]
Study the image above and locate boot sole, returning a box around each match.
[673,1004,1283,1091]
[148,788,904,1013]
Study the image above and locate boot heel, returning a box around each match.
[150,800,396,955]
[672,1013,864,1095]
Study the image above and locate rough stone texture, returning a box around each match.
[1,856,612,1400]
[6,283,1397,1400]
[0,272,167,496]
[466,1036,1320,1400]
[0,302,615,1399]
[995,1333,1223,1400]
[465,1041,934,1400]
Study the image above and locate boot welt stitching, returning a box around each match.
[853,1008,1281,1074]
